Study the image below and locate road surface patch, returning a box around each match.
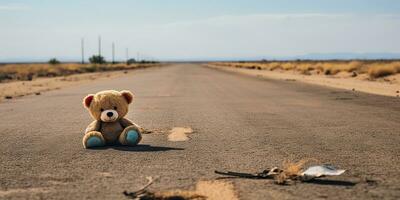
[123,177,238,200]
[0,187,50,197]
[168,127,193,142]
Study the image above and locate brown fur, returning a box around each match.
[82,90,142,148]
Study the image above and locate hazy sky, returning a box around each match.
[1,0,400,61]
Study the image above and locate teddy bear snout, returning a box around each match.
[100,109,119,122]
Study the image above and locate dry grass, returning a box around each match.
[273,159,318,185]
[0,63,160,82]
[211,60,400,78]
[124,179,238,200]
[367,63,400,78]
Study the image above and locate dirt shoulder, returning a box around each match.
[207,64,400,97]
[0,66,161,101]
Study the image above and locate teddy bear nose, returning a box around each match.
[107,112,113,117]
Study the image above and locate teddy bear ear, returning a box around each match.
[83,94,94,108]
[121,90,134,104]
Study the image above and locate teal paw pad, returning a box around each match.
[126,130,139,145]
[86,137,103,148]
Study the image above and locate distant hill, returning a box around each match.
[292,53,400,60]
[164,53,400,62]
[224,53,400,62]
[1,53,400,63]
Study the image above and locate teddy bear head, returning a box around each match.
[83,90,134,122]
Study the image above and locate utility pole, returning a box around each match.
[98,35,102,56]
[126,48,129,64]
[81,38,85,64]
[137,52,140,62]
[112,42,115,64]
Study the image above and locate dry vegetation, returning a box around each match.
[274,159,313,185]
[211,60,400,79]
[0,63,160,83]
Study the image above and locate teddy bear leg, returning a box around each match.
[119,126,142,146]
[83,131,106,148]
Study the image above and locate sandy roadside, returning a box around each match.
[0,69,145,102]
[207,64,400,97]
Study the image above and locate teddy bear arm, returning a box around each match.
[119,118,135,128]
[120,118,144,133]
[85,120,101,134]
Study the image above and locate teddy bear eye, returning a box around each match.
[100,108,104,112]
[113,106,117,110]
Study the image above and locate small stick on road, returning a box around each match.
[123,176,156,199]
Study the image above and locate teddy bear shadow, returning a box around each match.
[89,144,184,152]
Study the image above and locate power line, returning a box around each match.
[98,35,102,56]
[126,48,129,64]
[81,38,85,64]
[112,42,115,64]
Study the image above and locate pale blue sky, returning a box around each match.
[1,0,400,61]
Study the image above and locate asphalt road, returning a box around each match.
[1,64,400,200]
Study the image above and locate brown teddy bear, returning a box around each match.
[82,90,142,148]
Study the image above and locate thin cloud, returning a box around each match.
[162,13,399,28]
[0,4,30,11]
[163,13,348,27]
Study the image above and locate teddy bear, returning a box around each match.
[82,90,142,148]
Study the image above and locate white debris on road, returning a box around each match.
[302,165,346,178]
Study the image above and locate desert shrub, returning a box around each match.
[321,64,341,75]
[0,73,14,82]
[346,61,363,72]
[324,69,332,75]
[139,60,159,64]
[368,63,400,78]
[213,60,400,78]
[0,62,159,83]
[269,63,281,71]
[48,58,60,65]
[127,58,136,65]
[89,55,106,64]
[280,63,295,70]
[83,65,100,73]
